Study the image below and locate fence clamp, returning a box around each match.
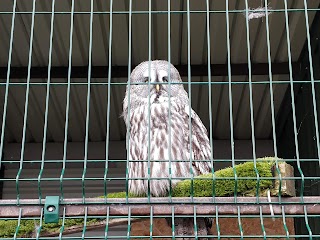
[44,196,60,223]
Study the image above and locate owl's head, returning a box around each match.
[123,60,188,116]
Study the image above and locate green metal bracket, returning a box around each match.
[44,196,60,223]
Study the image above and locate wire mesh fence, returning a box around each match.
[0,0,320,239]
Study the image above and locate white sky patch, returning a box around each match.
[243,5,272,21]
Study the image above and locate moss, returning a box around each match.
[172,160,275,197]
[0,218,101,238]
[0,220,20,238]
[0,157,282,238]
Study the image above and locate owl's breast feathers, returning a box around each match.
[127,101,212,196]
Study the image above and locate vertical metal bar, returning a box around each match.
[104,206,110,239]
[104,0,113,199]
[35,208,43,240]
[171,206,175,239]
[59,207,66,239]
[186,0,194,201]
[13,208,22,240]
[17,0,37,204]
[302,0,320,165]
[205,0,215,199]
[82,0,95,204]
[125,0,133,203]
[237,206,244,239]
[127,206,132,239]
[81,207,88,239]
[147,0,152,203]
[60,0,75,200]
[263,0,278,159]
[264,0,282,200]
[283,0,305,198]
[259,206,267,240]
[149,206,153,239]
[225,0,237,202]
[244,0,259,201]
[215,206,220,239]
[0,0,17,168]
[193,206,198,239]
[38,0,56,203]
[281,206,290,239]
[303,205,313,239]
[167,0,173,202]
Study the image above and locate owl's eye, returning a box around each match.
[144,77,149,83]
[162,76,168,82]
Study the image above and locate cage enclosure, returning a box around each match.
[0,0,320,239]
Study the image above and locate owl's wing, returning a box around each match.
[183,106,213,175]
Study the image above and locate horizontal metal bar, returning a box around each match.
[1,79,320,86]
[0,197,319,217]
[0,176,306,181]
[0,62,298,79]
[2,158,320,164]
[0,8,320,14]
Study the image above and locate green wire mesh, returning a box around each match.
[0,0,320,239]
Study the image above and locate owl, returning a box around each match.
[122,60,213,239]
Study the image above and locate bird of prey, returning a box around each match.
[122,60,213,239]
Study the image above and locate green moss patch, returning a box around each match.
[172,160,275,197]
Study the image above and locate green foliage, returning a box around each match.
[0,158,279,237]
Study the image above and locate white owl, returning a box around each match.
[123,60,213,239]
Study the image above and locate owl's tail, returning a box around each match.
[166,217,214,240]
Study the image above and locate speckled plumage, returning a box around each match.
[122,60,213,239]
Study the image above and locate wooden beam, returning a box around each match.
[0,197,319,217]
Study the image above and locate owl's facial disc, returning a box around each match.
[143,69,169,98]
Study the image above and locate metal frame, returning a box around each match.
[1,0,320,238]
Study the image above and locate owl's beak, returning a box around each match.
[155,84,160,92]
